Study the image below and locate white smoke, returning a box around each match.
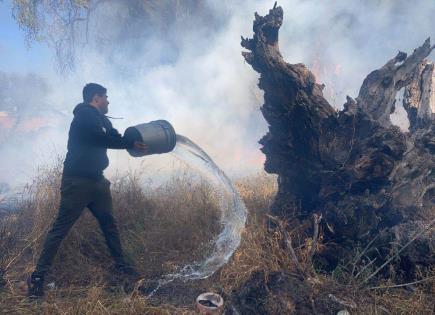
[1,0,435,187]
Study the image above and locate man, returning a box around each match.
[27,83,148,297]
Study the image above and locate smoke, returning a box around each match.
[1,0,435,188]
[278,0,435,106]
[0,72,67,189]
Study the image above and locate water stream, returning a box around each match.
[146,134,247,295]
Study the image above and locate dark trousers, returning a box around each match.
[34,175,125,276]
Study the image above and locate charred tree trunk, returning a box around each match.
[242,4,434,278]
[403,60,435,132]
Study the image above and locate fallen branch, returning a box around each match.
[328,293,357,309]
[366,275,435,290]
[349,232,382,282]
[283,229,305,275]
[354,257,377,279]
[362,217,435,285]
[306,213,322,271]
[267,214,305,274]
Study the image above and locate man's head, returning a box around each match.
[83,83,109,114]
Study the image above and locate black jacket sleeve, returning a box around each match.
[74,109,134,149]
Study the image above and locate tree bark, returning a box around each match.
[403,60,435,131]
[242,4,435,278]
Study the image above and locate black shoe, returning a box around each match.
[27,273,44,297]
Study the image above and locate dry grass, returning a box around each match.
[218,176,434,314]
[0,163,434,314]
[0,160,222,314]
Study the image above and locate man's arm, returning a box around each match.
[74,110,133,149]
[105,120,149,153]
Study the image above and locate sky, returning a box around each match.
[1,0,435,191]
[0,1,51,73]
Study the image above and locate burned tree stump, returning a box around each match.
[242,5,434,278]
[403,60,435,131]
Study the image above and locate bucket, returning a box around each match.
[124,120,176,157]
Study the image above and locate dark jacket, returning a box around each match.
[63,103,134,179]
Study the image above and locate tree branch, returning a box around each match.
[357,38,434,127]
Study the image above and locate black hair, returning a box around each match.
[82,83,107,103]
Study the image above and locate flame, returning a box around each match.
[0,111,54,133]
[310,54,343,107]
[334,64,342,76]
[0,112,16,129]
[431,70,435,114]
[231,146,265,168]
[17,117,50,132]
[310,55,342,81]
[311,52,326,82]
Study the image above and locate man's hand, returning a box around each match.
[133,141,149,154]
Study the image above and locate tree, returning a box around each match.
[11,0,218,72]
[242,4,434,278]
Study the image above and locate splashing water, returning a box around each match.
[146,134,247,295]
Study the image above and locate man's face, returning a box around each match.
[95,93,109,114]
